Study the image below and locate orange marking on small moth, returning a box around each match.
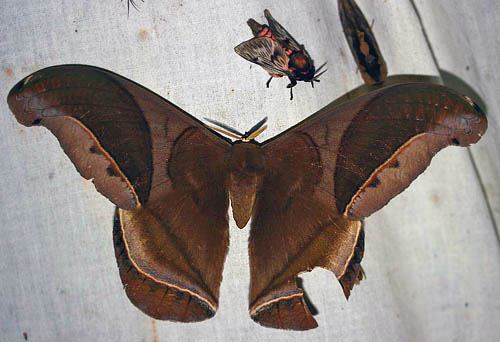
[431,193,440,205]
[138,29,149,41]
[4,67,13,77]
[258,27,269,37]
[118,210,217,313]
[293,56,308,69]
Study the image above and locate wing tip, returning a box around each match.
[7,73,38,127]
[445,93,488,147]
[463,95,488,144]
[234,43,243,54]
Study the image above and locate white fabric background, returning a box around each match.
[0,1,498,341]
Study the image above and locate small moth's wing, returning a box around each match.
[338,0,387,84]
[249,83,487,330]
[235,36,290,77]
[264,9,304,53]
[7,65,232,322]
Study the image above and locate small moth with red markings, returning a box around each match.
[235,9,326,100]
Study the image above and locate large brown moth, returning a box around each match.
[123,0,144,13]
[7,65,487,330]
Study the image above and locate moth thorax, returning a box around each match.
[227,143,265,229]
[289,53,315,82]
[290,53,309,69]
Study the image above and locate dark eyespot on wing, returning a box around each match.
[389,159,400,168]
[106,166,119,177]
[367,177,380,188]
[89,146,101,154]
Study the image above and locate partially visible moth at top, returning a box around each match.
[338,0,387,85]
[235,9,326,100]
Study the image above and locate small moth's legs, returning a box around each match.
[287,78,297,101]
[266,76,273,88]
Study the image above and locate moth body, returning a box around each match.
[228,142,266,228]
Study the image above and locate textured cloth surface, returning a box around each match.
[0,1,498,341]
